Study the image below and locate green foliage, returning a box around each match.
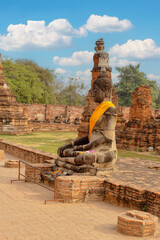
[56,78,86,106]
[2,59,86,106]
[115,64,159,108]
[142,205,147,212]
[3,59,58,104]
[155,85,160,109]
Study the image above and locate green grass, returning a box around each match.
[118,149,160,162]
[0,132,159,162]
[0,132,77,154]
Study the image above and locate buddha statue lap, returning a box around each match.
[54,71,117,176]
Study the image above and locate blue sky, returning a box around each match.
[0,0,160,88]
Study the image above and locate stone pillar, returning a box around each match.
[129,85,152,122]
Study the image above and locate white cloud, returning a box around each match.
[0,19,87,51]
[111,73,119,82]
[76,69,91,81]
[109,39,160,59]
[55,68,66,74]
[84,14,133,33]
[110,56,138,67]
[147,74,160,81]
[53,51,94,66]
[0,14,133,51]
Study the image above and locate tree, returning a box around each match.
[115,64,159,108]
[155,85,160,109]
[2,58,87,106]
[56,78,86,106]
[3,59,58,104]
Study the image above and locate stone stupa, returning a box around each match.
[0,54,31,134]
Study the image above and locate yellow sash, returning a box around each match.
[88,101,116,140]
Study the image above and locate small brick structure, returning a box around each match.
[117,210,158,237]
[56,176,105,203]
[25,163,53,182]
[5,160,23,168]
[0,150,4,160]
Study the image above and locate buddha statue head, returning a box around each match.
[92,71,112,103]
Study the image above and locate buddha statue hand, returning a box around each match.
[57,135,89,157]
[73,142,92,151]
[57,141,74,157]
[74,152,96,166]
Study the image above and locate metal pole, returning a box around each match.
[18,160,20,180]
[34,168,36,183]
[54,176,56,201]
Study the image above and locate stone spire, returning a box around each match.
[94,38,105,52]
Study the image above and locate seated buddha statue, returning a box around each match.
[55,71,117,176]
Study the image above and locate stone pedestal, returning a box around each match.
[117,210,158,237]
[55,176,105,202]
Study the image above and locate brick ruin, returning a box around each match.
[0,54,31,135]
[116,85,160,152]
[23,104,83,125]
[117,210,158,237]
[22,103,84,132]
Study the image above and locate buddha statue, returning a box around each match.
[55,70,117,176]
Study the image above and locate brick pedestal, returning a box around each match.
[117,210,158,237]
[25,164,52,183]
[5,160,23,168]
[56,176,105,203]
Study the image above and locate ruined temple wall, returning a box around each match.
[21,103,84,122]
[118,107,159,122]
[21,103,159,123]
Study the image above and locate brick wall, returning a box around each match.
[28,122,79,132]
[0,140,57,163]
[21,103,84,122]
[55,175,160,218]
[21,103,159,124]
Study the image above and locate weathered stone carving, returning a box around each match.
[78,38,118,138]
[54,68,117,176]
